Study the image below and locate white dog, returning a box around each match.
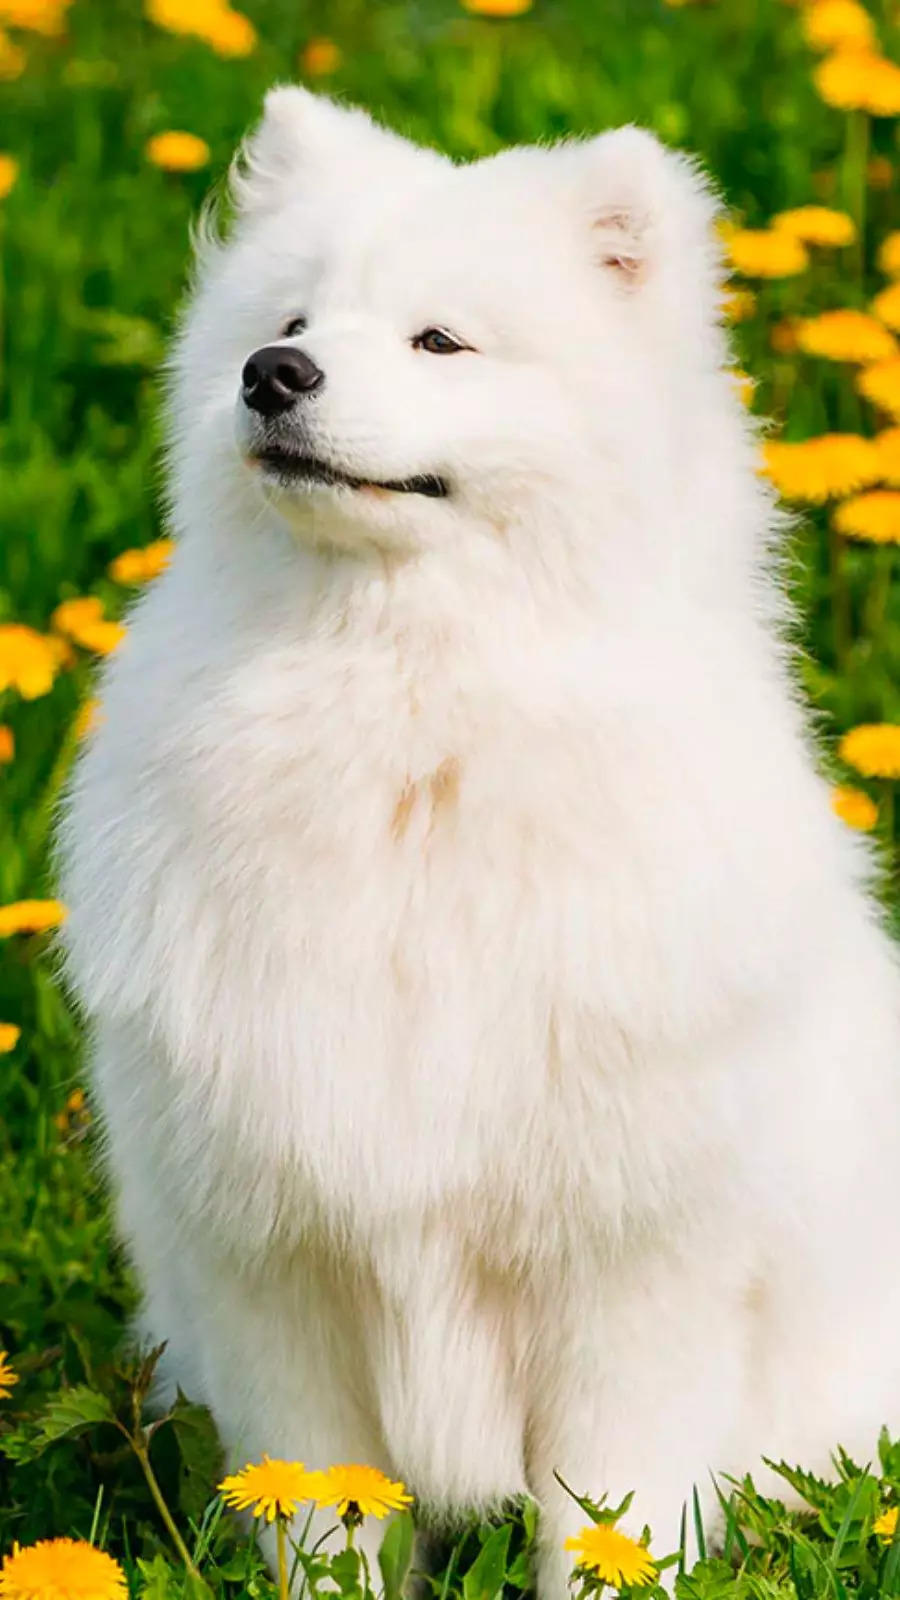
[59,89,900,1591]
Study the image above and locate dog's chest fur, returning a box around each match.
[62,556,819,1265]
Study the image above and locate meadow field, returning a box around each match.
[6,0,900,1594]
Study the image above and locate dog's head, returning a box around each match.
[171,90,727,563]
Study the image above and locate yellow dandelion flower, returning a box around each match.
[75,620,125,655]
[0,725,13,762]
[834,488,900,541]
[564,1524,657,1588]
[878,232,900,277]
[814,51,900,116]
[861,55,900,116]
[300,36,341,75]
[875,1506,899,1539]
[867,155,893,188]
[832,784,878,830]
[311,1463,413,1520]
[802,0,876,52]
[74,697,101,739]
[0,1538,127,1599]
[729,368,754,406]
[872,281,900,331]
[0,153,17,199]
[795,309,897,363]
[0,1024,20,1053]
[761,434,881,502]
[144,0,216,34]
[720,287,757,322]
[146,131,210,172]
[108,539,173,584]
[815,51,868,110]
[858,356,900,416]
[0,27,25,77]
[203,6,256,56]
[66,1087,85,1112]
[461,0,532,13]
[840,723,900,777]
[144,0,256,56]
[0,0,70,34]
[726,228,809,278]
[0,899,67,937]
[873,427,900,482]
[0,1351,18,1397]
[219,1457,320,1522]
[771,205,855,247]
[52,598,125,655]
[51,596,103,635]
[0,625,66,700]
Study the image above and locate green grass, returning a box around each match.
[4,0,900,1592]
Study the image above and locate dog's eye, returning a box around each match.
[413,326,469,355]
[282,316,307,338]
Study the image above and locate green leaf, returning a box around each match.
[763,1458,834,1515]
[674,1557,740,1600]
[294,1548,334,1591]
[76,308,163,369]
[553,1471,633,1527]
[678,1502,688,1577]
[166,1392,223,1522]
[692,1486,707,1562]
[505,1550,534,1589]
[710,1474,749,1563]
[878,1496,900,1598]
[378,1510,415,1600]
[878,1429,900,1482]
[330,1545,365,1599]
[133,1342,169,1408]
[833,1445,867,1484]
[462,1524,511,1600]
[0,1422,43,1465]
[136,1553,179,1599]
[831,1472,877,1563]
[34,1384,116,1450]
[184,1574,216,1600]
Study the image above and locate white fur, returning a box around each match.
[59,90,900,1589]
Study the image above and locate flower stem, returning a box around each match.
[132,1437,201,1578]
[842,108,869,282]
[829,525,851,667]
[882,781,895,852]
[277,1517,290,1600]
[21,705,81,871]
[864,546,894,638]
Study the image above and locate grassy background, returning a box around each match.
[3,0,900,1592]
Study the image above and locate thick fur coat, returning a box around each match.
[59,89,900,1591]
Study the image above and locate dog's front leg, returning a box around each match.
[524,1234,755,1597]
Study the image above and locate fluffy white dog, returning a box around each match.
[59,88,900,1591]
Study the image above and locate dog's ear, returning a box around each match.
[232,87,443,216]
[569,126,723,340]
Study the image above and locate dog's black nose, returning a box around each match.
[241,345,324,415]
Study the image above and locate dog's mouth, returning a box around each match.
[252,447,449,500]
